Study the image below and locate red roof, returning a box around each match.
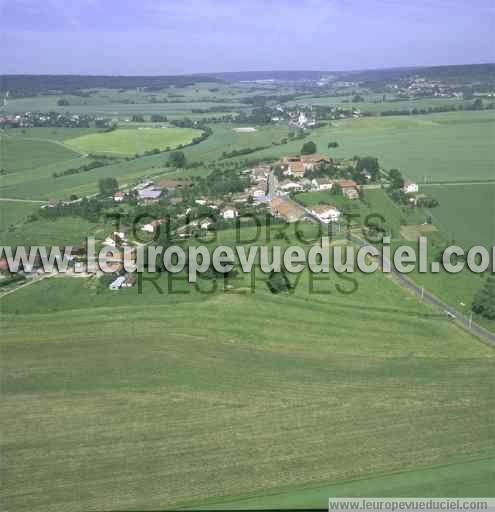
[335,179,358,189]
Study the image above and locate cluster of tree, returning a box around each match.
[301,141,317,155]
[221,145,269,159]
[356,157,380,181]
[56,98,70,106]
[38,198,107,223]
[352,94,365,103]
[380,98,492,117]
[472,274,495,320]
[98,177,119,196]
[167,151,187,168]
[233,107,273,125]
[150,114,168,122]
[52,160,107,178]
[328,141,339,148]
[267,271,292,294]
[131,115,145,122]
[415,197,439,208]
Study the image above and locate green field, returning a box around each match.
[0,124,289,200]
[421,183,495,250]
[196,457,495,509]
[225,111,495,182]
[0,135,81,173]
[287,94,474,113]
[0,215,101,248]
[65,127,203,155]
[1,224,494,510]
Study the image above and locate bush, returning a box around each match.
[301,141,317,155]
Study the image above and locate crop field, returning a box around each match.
[421,183,495,250]
[1,226,494,510]
[200,458,495,509]
[286,94,473,113]
[0,124,290,200]
[64,127,203,155]
[0,200,42,228]
[0,135,81,173]
[0,216,101,248]
[230,111,495,182]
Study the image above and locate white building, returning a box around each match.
[278,180,303,194]
[310,205,342,224]
[312,178,333,191]
[109,276,126,290]
[221,207,239,220]
[403,179,419,194]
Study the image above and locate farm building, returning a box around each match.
[114,191,126,202]
[138,187,162,201]
[312,178,333,191]
[403,179,419,194]
[221,207,239,220]
[310,205,342,223]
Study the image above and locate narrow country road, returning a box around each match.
[282,194,495,346]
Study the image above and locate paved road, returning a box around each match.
[0,197,47,204]
[282,195,495,346]
[348,232,495,346]
[421,180,495,187]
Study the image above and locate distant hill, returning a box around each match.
[0,74,221,97]
[339,63,495,84]
[205,70,338,82]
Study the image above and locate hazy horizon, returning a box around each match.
[1,0,494,75]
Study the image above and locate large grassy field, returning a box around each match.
[0,135,81,172]
[197,457,495,509]
[286,94,475,113]
[0,124,289,200]
[228,111,495,182]
[1,225,494,510]
[65,127,203,156]
[421,183,495,250]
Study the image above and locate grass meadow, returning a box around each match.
[197,457,495,509]
[421,183,495,250]
[0,124,289,199]
[0,135,81,172]
[228,111,495,183]
[65,127,204,156]
[286,94,475,113]
[1,238,494,510]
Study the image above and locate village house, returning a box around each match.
[312,177,333,191]
[103,231,127,247]
[221,207,239,220]
[270,196,306,223]
[138,187,162,202]
[113,191,126,202]
[310,205,342,224]
[287,161,306,178]
[109,274,136,290]
[247,179,267,198]
[141,219,167,233]
[335,179,360,200]
[278,180,304,193]
[200,218,214,230]
[403,179,419,194]
[249,165,271,183]
[301,154,332,172]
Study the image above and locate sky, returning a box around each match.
[1,0,494,75]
